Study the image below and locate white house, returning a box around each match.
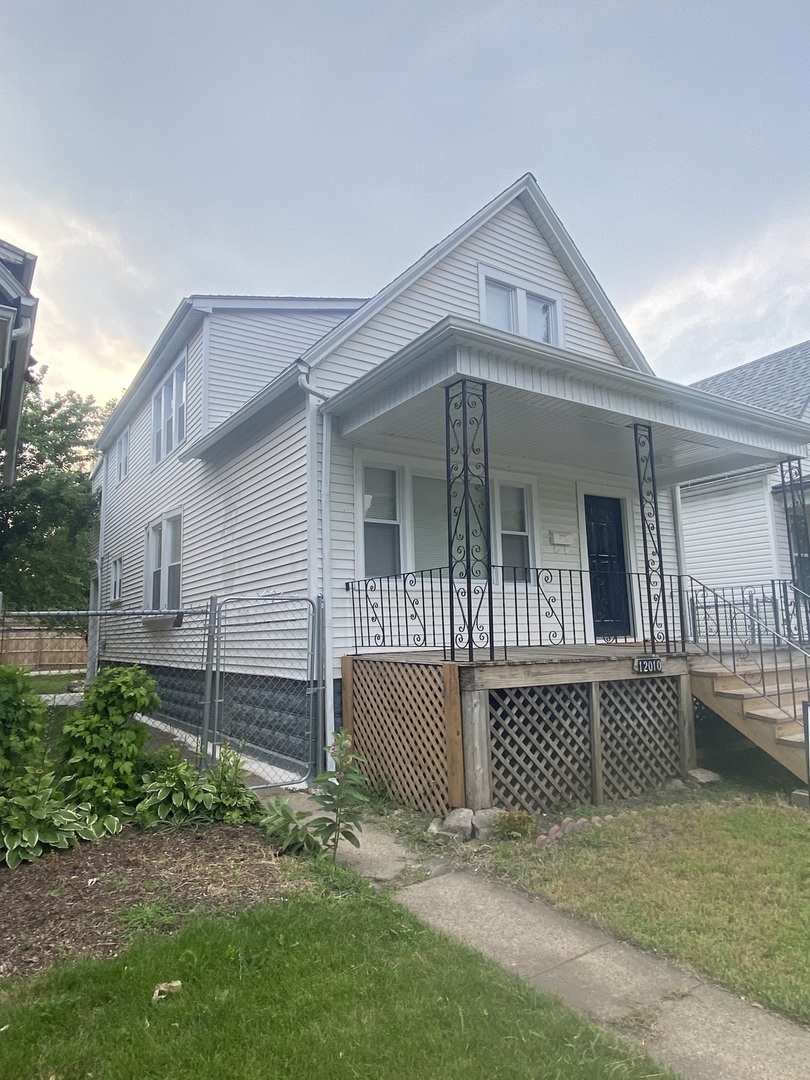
[680,340,810,593]
[0,239,38,485]
[94,176,810,806]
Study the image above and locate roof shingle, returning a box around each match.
[691,340,810,418]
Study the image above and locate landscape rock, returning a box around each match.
[547,824,561,841]
[560,817,577,836]
[472,807,503,839]
[664,777,687,791]
[427,818,443,837]
[442,808,474,840]
[688,767,721,785]
[67,680,85,693]
[534,835,549,847]
[591,816,603,827]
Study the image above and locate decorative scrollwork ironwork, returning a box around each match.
[634,423,670,651]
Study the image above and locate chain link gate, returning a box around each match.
[202,594,324,788]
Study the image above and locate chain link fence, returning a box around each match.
[0,594,323,788]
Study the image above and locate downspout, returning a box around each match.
[296,362,336,750]
[11,317,31,342]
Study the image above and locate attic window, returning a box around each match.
[152,354,187,465]
[478,265,563,347]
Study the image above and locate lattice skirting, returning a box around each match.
[346,659,459,815]
[489,676,681,812]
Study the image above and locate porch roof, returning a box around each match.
[322,319,810,486]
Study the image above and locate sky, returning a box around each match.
[1,1,809,404]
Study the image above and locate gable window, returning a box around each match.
[115,429,129,484]
[479,265,563,346]
[111,557,123,603]
[152,355,186,465]
[147,514,182,609]
[363,467,400,577]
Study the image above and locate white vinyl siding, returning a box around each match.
[680,473,779,588]
[206,310,351,428]
[315,200,624,398]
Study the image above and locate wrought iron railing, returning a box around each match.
[684,576,810,718]
[346,565,686,659]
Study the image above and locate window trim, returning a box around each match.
[145,512,183,611]
[110,557,123,605]
[151,352,187,467]
[115,428,129,485]
[355,451,540,582]
[478,263,564,347]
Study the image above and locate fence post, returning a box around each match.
[200,595,218,768]
[461,688,493,810]
[442,663,465,808]
[678,673,697,774]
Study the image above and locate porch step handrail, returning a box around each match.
[684,575,810,719]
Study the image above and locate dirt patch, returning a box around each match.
[0,824,308,979]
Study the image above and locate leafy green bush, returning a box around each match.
[0,665,47,780]
[62,666,159,815]
[260,796,323,855]
[0,767,121,868]
[136,746,260,828]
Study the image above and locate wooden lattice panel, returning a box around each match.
[489,684,592,812]
[599,677,680,800]
[348,660,453,815]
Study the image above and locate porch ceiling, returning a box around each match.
[324,319,810,487]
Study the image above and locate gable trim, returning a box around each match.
[299,173,652,376]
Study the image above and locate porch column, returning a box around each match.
[445,378,494,661]
[633,423,670,651]
[779,458,810,589]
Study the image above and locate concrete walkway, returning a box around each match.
[282,793,810,1080]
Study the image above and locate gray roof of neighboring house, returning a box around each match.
[691,339,810,419]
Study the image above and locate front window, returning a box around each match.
[479,265,562,346]
[363,467,400,577]
[498,484,531,581]
[152,356,186,464]
[147,515,182,609]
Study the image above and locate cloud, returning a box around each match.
[0,200,161,401]
[624,208,810,384]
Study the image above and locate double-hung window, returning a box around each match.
[152,355,186,465]
[115,429,129,484]
[363,467,400,578]
[479,265,563,346]
[497,484,531,581]
[147,515,182,609]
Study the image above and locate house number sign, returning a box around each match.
[633,656,663,674]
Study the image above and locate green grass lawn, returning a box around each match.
[27,671,83,694]
[459,794,810,1025]
[0,879,676,1080]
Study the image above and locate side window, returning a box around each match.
[115,429,129,484]
[152,355,187,465]
[111,557,123,603]
[363,467,400,577]
[147,515,182,608]
[498,484,531,581]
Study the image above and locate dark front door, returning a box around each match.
[584,495,631,639]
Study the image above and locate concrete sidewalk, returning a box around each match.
[308,800,810,1080]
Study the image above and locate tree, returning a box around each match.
[0,374,105,611]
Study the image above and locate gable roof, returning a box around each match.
[298,172,653,376]
[691,340,810,419]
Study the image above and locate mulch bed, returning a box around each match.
[0,824,306,980]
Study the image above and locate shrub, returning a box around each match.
[0,767,121,868]
[62,666,159,815]
[0,665,47,781]
[136,746,261,828]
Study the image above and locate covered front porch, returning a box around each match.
[325,319,810,812]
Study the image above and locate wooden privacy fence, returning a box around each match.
[0,625,86,670]
[343,655,694,815]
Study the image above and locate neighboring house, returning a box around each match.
[94,175,810,804]
[0,239,38,485]
[679,340,810,590]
